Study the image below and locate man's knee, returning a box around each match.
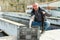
[44,21,50,30]
[44,21,50,26]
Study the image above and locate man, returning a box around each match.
[29,3,51,33]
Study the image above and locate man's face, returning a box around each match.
[33,4,38,11]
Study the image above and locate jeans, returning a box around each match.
[31,21,50,30]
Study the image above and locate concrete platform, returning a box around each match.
[0,36,16,40]
[40,29,60,40]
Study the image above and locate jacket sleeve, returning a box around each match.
[41,8,51,17]
[31,11,35,16]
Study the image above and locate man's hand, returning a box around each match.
[31,15,35,19]
[42,11,45,14]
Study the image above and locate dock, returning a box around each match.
[0,12,60,40]
[0,17,26,36]
[0,29,60,40]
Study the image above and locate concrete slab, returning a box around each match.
[0,36,16,40]
[40,29,60,40]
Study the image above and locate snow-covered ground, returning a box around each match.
[40,29,60,40]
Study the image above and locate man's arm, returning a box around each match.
[29,15,35,28]
[42,11,52,17]
[41,8,52,17]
